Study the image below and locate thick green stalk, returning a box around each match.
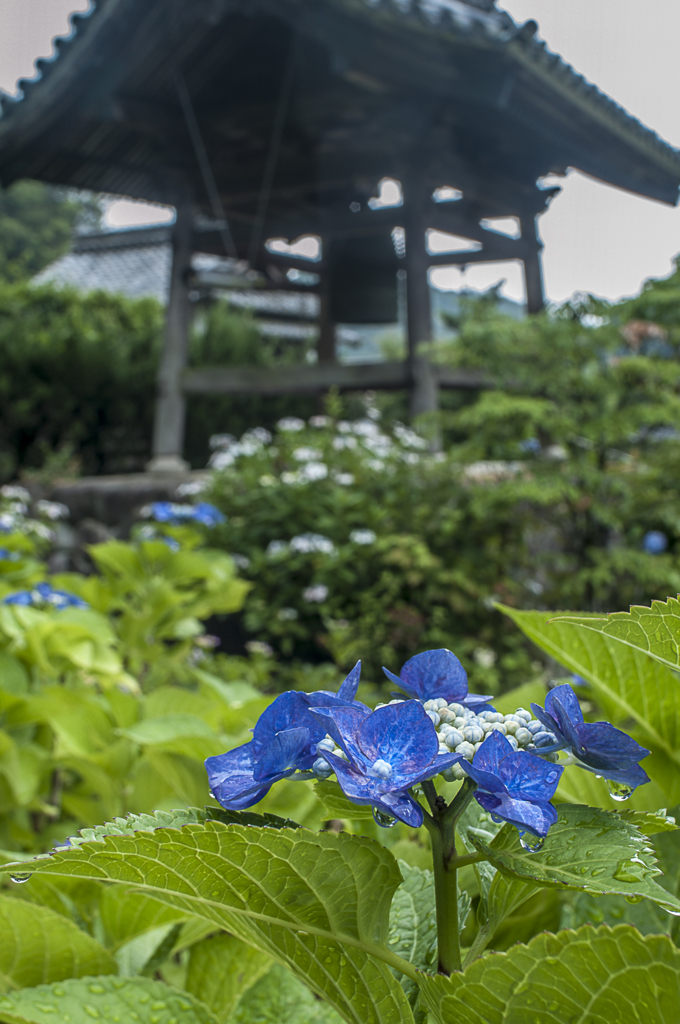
[421,778,478,975]
[424,812,461,974]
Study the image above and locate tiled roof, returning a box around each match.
[1,0,675,187]
[1,0,677,188]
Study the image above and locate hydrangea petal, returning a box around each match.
[337,661,361,702]
[498,750,562,802]
[572,721,650,768]
[206,744,285,810]
[383,649,468,702]
[253,728,311,781]
[471,729,510,775]
[308,705,370,764]
[475,790,558,837]
[252,691,318,754]
[357,701,438,775]
[320,750,424,827]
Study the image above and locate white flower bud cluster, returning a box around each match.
[312,735,348,778]
[420,698,558,781]
[308,698,559,785]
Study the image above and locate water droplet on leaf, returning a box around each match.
[607,780,633,801]
[518,832,544,853]
[625,894,644,904]
[372,807,396,828]
[10,873,32,884]
[613,858,645,883]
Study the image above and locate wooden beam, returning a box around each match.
[149,196,193,472]
[182,361,488,396]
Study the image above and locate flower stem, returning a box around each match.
[422,778,478,976]
[425,812,461,975]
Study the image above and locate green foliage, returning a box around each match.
[0,893,116,990]
[0,282,162,479]
[555,595,680,673]
[233,964,343,1024]
[418,924,680,1024]
[0,182,98,285]
[5,821,416,1024]
[206,416,531,686]
[467,804,680,914]
[436,287,680,618]
[186,932,271,1023]
[499,605,680,808]
[0,281,317,480]
[0,976,218,1024]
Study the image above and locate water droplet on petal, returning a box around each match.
[10,873,32,884]
[372,807,396,828]
[518,831,544,853]
[546,771,559,783]
[607,780,633,802]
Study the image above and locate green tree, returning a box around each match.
[0,180,99,283]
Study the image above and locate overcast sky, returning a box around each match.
[1,0,679,305]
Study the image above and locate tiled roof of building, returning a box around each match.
[2,0,679,199]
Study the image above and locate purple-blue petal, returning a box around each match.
[546,684,584,730]
[475,791,558,837]
[357,701,438,775]
[572,721,650,768]
[460,761,508,795]
[337,661,361,702]
[206,744,284,810]
[472,729,512,775]
[530,701,562,737]
[252,691,320,753]
[405,752,465,786]
[580,760,650,789]
[383,649,469,702]
[498,750,563,802]
[252,727,311,780]
[321,751,424,827]
[308,705,370,765]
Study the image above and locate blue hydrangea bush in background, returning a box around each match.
[4,603,680,1024]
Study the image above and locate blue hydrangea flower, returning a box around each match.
[531,684,650,794]
[310,700,464,827]
[146,501,225,527]
[3,582,88,610]
[461,730,563,837]
[382,649,492,710]
[642,530,668,555]
[205,662,364,810]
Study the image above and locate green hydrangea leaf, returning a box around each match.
[418,924,680,1024]
[3,822,415,1024]
[467,803,680,914]
[388,862,437,1012]
[614,808,678,835]
[0,894,116,992]
[497,604,680,796]
[50,807,207,849]
[186,932,272,1023]
[0,976,217,1024]
[554,597,680,674]
[234,963,343,1024]
[314,780,375,820]
[206,806,302,830]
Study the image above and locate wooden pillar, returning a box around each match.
[520,214,545,314]
[317,273,335,364]
[405,187,438,422]
[148,198,193,473]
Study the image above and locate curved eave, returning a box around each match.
[0,0,679,207]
